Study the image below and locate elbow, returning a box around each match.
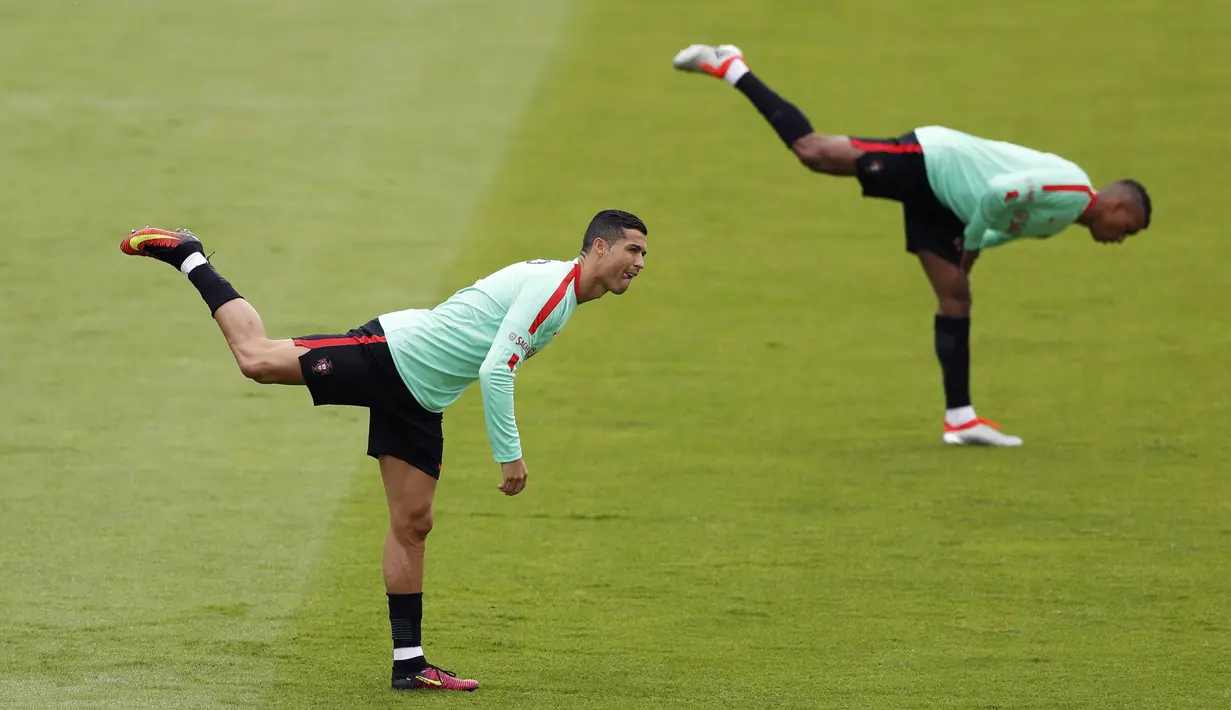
[478,362,512,395]
[478,368,495,391]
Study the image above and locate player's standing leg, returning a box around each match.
[918,253,1019,445]
[380,455,478,691]
[673,46,1021,446]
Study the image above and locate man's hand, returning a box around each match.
[498,458,528,496]
[959,247,980,274]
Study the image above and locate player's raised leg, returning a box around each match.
[121,227,306,385]
[379,454,478,691]
[918,252,1021,447]
[672,44,863,175]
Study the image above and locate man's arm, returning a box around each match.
[475,269,567,493]
[477,315,533,496]
[477,314,531,464]
[962,168,1092,251]
[962,171,1033,250]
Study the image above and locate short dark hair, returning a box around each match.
[580,209,647,254]
[1118,179,1152,229]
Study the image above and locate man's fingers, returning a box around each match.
[500,474,526,496]
[497,460,527,496]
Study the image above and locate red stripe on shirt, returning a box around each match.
[528,263,580,335]
[507,354,519,371]
[1042,184,1095,196]
[1043,184,1098,217]
[293,334,387,349]
[850,139,923,154]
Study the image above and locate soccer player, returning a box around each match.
[120,209,648,690]
[673,44,1151,447]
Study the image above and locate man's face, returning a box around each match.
[594,229,647,294]
[1089,200,1146,244]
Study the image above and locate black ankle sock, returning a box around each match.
[187,265,242,316]
[733,72,814,148]
[934,315,972,409]
[393,656,428,675]
[167,241,204,271]
[389,592,426,674]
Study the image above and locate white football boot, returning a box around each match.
[942,418,1023,447]
[672,44,746,80]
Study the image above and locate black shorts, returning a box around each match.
[852,131,965,265]
[293,319,444,477]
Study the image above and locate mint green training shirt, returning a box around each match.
[378,258,580,463]
[915,126,1096,251]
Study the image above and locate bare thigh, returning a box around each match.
[918,250,974,317]
[250,338,310,385]
[380,455,438,526]
[791,134,865,175]
[213,299,310,385]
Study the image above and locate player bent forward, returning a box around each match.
[674,44,1151,447]
[121,209,648,690]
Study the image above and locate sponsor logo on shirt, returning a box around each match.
[508,332,538,358]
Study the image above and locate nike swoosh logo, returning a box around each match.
[415,675,443,687]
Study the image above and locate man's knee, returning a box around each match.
[237,351,280,384]
[236,341,297,384]
[791,135,856,175]
[390,504,433,546]
[938,285,973,317]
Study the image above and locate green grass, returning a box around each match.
[2,0,1229,708]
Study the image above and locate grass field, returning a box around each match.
[2,1,1229,708]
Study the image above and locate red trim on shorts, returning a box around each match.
[293,334,387,349]
[507,354,520,370]
[850,139,923,154]
[528,262,580,335]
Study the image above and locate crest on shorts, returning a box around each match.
[312,358,332,375]
[867,160,883,173]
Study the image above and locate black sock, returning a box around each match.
[388,592,426,674]
[733,73,814,148]
[934,315,972,409]
[165,240,204,271]
[187,265,242,316]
